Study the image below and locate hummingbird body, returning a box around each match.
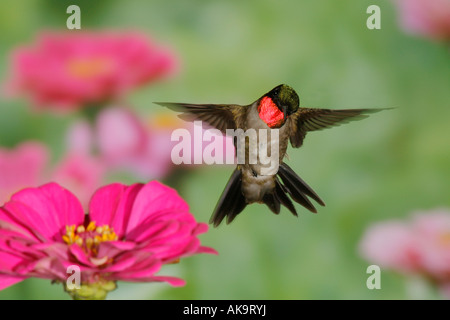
[240,101,289,203]
[156,84,389,226]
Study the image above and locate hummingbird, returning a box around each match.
[156,84,388,227]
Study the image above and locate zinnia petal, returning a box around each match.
[4,183,84,241]
[125,181,190,235]
[89,183,143,238]
[0,274,26,291]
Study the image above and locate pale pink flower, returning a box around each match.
[66,120,92,155]
[0,142,48,205]
[0,142,105,210]
[95,107,157,177]
[6,31,176,110]
[359,221,421,272]
[67,106,235,180]
[393,0,450,41]
[0,181,216,299]
[410,212,450,282]
[360,209,450,295]
[68,107,176,179]
[50,153,105,210]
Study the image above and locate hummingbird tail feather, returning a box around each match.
[263,180,300,216]
[210,168,247,227]
[277,163,325,213]
[262,192,281,215]
[274,178,298,216]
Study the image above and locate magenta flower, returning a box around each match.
[0,181,216,299]
[393,0,450,41]
[0,142,48,205]
[359,209,450,296]
[6,31,176,110]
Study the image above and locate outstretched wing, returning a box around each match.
[154,102,245,134]
[288,108,390,148]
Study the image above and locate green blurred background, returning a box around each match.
[0,0,449,299]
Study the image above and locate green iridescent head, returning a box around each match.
[264,84,300,117]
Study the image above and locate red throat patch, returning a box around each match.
[258,96,285,128]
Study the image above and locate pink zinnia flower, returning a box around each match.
[359,209,450,296]
[5,31,176,110]
[393,0,450,41]
[0,142,48,205]
[0,181,216,299]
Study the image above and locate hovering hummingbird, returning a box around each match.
[156,84,388,227]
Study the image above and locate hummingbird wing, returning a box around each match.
[154,102,244,134]
[288,108,389,148]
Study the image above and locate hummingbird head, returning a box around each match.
[258,84,299,128]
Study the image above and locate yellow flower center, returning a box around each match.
[148,113,184,130]
[62,221,118,256]
[439,232,450,246]
[67,57,114,80]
